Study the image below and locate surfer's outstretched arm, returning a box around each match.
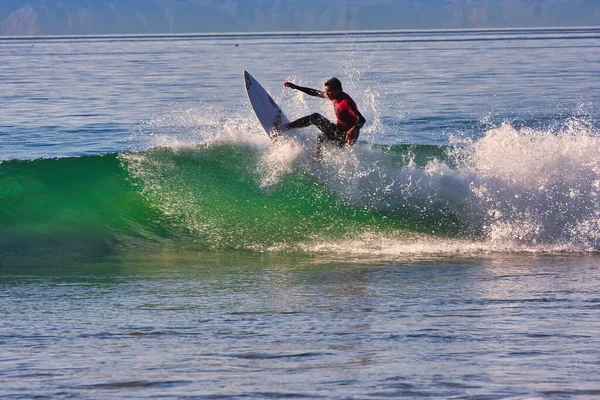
[284,82,325,98]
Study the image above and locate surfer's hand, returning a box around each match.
[284,82,297,90]
[345,127,359,145]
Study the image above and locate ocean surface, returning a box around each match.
[1,28,600,399]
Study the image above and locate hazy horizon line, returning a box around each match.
[1,25,599,41]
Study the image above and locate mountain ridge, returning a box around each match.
[2,0,599,36]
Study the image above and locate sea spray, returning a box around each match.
[307,143,472,235]
[456,120,600,250]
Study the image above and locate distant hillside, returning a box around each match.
[2,0,599,36]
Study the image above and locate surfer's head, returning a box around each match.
[324,77,342,100]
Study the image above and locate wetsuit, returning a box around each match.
[284,88,366,147]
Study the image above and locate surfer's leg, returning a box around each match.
[316,130,347,158]
[285,113,336,131]
[285,113,345,158]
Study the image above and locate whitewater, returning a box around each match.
[1,29,600,399]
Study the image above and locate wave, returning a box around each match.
[1,117,599,264]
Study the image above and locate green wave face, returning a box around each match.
[120,144,423,250]
[2,143,448,264]
[0,154,163,262]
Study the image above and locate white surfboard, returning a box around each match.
[244,71,289,138]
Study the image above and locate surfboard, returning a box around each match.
[244,71,289,138]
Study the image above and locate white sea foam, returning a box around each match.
[289,231,580,259]
[291,117,600,254]
[460,120,600,250]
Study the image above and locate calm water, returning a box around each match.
[1,29,600,399]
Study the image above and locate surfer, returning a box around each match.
[282,77,366,157]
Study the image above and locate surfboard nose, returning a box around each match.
[244,70,290,139]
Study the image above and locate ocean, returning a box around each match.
[1,28,600,399]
